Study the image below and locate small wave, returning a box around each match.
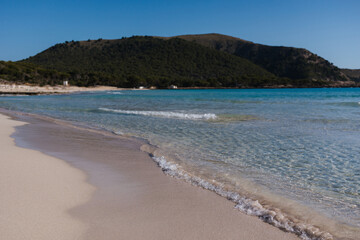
[210,114,259,122]
[112,130,124,135]
[0,94,30,97]
[152,155,333,240]
[107,91,123,95]
[328,102,360,107]
[194,98,262,104]
[98,108,217,120]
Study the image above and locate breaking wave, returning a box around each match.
[98,108,217,120]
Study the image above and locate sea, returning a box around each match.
[1,88,359,239]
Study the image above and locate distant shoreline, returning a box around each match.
[1,83,359,95]
[0,84,119,95]
[175,84,360,90]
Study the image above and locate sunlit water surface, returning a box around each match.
[1,88,359,238]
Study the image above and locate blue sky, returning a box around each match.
[1,0,359,68]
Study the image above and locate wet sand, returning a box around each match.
[0,114,94,240]
[2,111,299,240]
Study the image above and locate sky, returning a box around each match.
[1,0,359,68]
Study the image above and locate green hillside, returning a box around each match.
[21,36,278,88]
[171,33,349,82]
[1,34,357,88]
[0,60,69,86]
[341,69,360,82]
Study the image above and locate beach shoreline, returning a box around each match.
[0,84,120,95]
[0,113,95,240]
[1,82,359,96]
[0,110,300,240]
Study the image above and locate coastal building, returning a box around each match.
[63,81,69,86]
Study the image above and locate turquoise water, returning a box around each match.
[1,88,359,239]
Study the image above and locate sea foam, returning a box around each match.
[99,107,217,120]
[152,155,333,240]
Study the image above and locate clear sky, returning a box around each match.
[1,0,359,68]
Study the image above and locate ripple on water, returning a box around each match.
[1,88,360,239]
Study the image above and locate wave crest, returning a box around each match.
[99,108,217,120]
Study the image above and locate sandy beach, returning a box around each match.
[0,84,119,95]
[0,111,299,240]
[0,114,94,239]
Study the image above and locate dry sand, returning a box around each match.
[0,114,94,240]
[2,111,300,240]
[0,84,119,94]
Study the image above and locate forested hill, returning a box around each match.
[1,34,357,88]
[0,60,70,86]
[167,34,349,82]
[21,37,278,88]
[341,69,360,82]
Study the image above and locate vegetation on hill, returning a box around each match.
[0,60,69,86]
[341,69,360,82]
[21,36,279,88]
[0,34,357,88]
[172,34,349,82]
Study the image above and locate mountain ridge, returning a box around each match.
[165,33,350,82]
[341,68,360,82]
[0,33,358,88]
[21,36,278,88]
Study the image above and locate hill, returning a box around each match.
[0,60,69,86]
[341,69,360,82]
[169,33,349,82]
[2,34,357,88]
[21,36,279,88]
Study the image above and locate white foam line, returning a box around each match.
[152,156,333,240]
[99,108,217,120]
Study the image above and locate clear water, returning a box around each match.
[1,88,359,238]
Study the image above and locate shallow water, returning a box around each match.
[1,88,359,239]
